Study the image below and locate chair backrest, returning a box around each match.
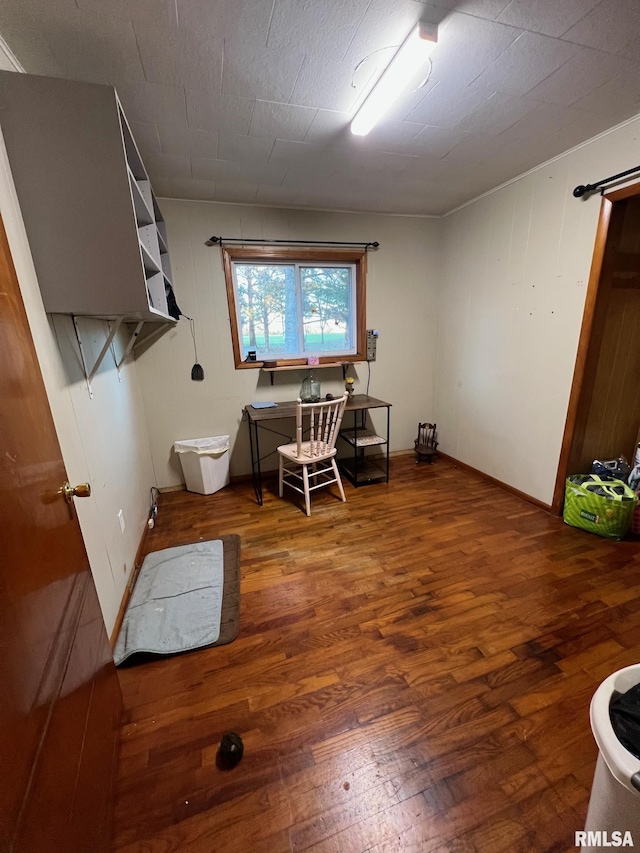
[416,422,437,449]
[295,393,348,458]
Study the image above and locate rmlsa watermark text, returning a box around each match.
[575,831,634,847]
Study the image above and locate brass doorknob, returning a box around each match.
[60,482,91,503]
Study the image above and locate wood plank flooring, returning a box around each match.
[113,457,640,852]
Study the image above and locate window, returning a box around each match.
[223,248,367,368]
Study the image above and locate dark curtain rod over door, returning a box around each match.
[206,236,379,249]
[573,164,640,198]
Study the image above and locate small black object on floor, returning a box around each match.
[217,732,244,770]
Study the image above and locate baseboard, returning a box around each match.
[109,519,150,648]
[439,452,554,514]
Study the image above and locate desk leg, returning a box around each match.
[247,416,263,506]
[386,405,390,482]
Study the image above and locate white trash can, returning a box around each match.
[581,664,640,852]
[174,435,230,495]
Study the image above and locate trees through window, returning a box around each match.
[223,248,367,368]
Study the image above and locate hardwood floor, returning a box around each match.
[113,457,640,852]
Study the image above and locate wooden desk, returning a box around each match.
[244,394,392,505]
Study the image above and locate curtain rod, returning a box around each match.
[573,164,640,198]
[206,236,379,249]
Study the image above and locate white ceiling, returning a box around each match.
[2,0,640,215]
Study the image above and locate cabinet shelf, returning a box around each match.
[0,71,177,325]
[160,253,172,284]
[156,220,169,253]
[339,457,388,485]
[128,171,154,226]
[339,428,387,448]
[140,241,161,276]
[336,396,391,488]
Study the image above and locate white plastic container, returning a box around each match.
[582,664,640,851]
[174,436,230,495]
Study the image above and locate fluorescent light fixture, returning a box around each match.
[351,21,438,137]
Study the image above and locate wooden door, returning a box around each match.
[553,183,640,513]
[0,214,121,851]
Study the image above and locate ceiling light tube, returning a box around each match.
[351,21,438,137]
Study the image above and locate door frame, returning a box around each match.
[552,181,640,514]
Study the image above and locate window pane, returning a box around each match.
[234,264,298,357]
[300,267,352,354]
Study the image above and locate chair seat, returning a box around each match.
[415,445,437,456]
[277,441,337,463]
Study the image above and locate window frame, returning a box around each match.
[222,247,367,369]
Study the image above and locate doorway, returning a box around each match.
[553,183,640,514]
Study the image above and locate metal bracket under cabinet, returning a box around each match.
[72,318,171,397]
[120,321,144,366]
[73,316,123,398]
[131,322,171,353]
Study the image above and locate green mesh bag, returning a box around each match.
[564,474,637,540]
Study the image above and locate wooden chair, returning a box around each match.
[278,394,348,516]
[414,422,438,464]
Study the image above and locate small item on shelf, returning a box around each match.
[246,350,257,362]
[307,356,320,366]
[345,376,355,396]
[300,370,321,402]
[342,429,386,447]
[166,282,181,320]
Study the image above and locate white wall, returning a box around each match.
[135,200,441,486]
[0,126,156,635]
[437,115,640,505]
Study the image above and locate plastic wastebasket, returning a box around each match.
[174,435,230,495]
[581,664,640,851]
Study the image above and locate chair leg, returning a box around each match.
[331,458,346,503]
[302,464,311,516]
[278,455,284,497]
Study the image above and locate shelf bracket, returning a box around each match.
[72,315,123,398]
[132,322,170,352]
[118,321,144,368]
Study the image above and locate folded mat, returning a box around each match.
[114,535,240,665]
